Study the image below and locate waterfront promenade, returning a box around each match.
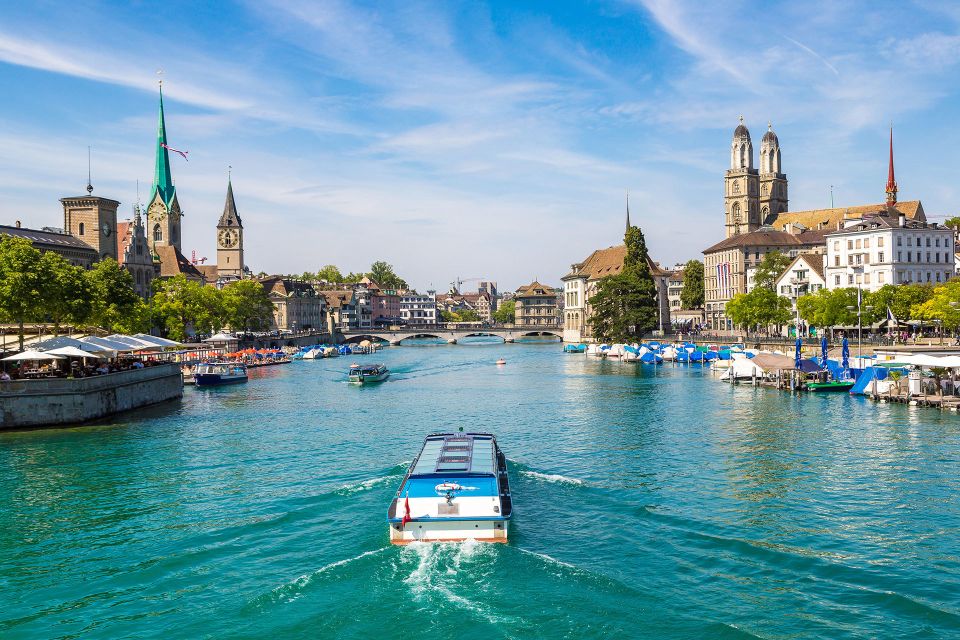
[1,342,957,638]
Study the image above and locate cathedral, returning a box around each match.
[724,116,788,238]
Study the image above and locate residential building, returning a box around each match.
[401,291,437,326]
[319,289,358,332]
[478,281,498,311]
[824,212,954,290]
[361,278,403,326]
[774,253,827,330]
[353,281,374,329]
[461,292,493,322]
[515,281,560,327]
[260,277,326,332]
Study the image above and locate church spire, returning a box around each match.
[625,189,631,233]
[885,125,897,206]
[150,83,176,208]
[218,172,242,227]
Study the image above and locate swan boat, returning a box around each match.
[388,431,512,544]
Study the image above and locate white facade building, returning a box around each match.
[400,292,437,326]
[824,213,954,291]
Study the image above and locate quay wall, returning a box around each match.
[0,363,183,429]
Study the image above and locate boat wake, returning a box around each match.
[519,470,585,486]
[253,547,389,607]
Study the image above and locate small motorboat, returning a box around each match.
[806,380,855,392]
[388,431,512,544]
[563,344,586,353]
[348,363,389,384]
[194,362,248,386]
[495,358,506,365]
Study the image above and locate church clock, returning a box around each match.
[218,228,238,248]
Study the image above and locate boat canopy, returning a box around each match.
[409,433,497,477]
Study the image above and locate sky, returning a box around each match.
[2,0,960,292]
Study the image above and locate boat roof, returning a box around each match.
[351,363,385,372]
[409,432,497,477]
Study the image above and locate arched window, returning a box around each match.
[739,144,746,168]
[153,224,162,242]
[732,202,741,223]
[136,271,142,284]
[136,241,143,255]
[78,222,85,236]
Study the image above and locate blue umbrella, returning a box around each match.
[795,337,802,369]
[820,336,828,368]
[841,337,850,372]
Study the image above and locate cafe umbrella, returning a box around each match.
[2,350,65,362]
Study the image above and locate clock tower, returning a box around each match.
[216,177,244,279]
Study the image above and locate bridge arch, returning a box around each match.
[342,334,390,345]
[516,330,563,341]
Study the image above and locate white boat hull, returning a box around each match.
[389,519,509,544]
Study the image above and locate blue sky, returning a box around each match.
[2,0,959,291]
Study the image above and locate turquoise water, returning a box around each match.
[2,341,960,638]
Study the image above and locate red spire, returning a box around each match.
[885,126,897,206]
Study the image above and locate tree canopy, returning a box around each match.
[679,259,704,309]
[588,225,659,341]
[726,287,792,332]
[492,299,515,324]
[752,251,793,291]
[368,261,407,290]
[221,280,275,331]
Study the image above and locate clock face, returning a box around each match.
[219,229,238,248]
[101,223,111,237]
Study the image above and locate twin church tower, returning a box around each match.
[144,85,245,280]
[724,116,788,238]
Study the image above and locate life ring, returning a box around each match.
[435,482,462,494]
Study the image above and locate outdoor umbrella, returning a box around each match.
[794,338,802,369]
[820,336,828,368]
[841,337,850,372]
[45,346,105,359]
[2,350,65,361]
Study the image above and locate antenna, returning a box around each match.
[86,146,93,194]
[830,185,834,208]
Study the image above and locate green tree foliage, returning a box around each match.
[796,288,859,329]
[726,287,792,332]
[943,216,960,230]
[343,272,364,283]
[910,279,960,330]
[588,225,658,341]
[39,251,91,334]
[492,299,515,324]
[865,283,933,325]
[315,265,343,283]
[222,280,275,331]
[679,259,704,309]
[440,309,481,323]
[151,275,222,341]
[0,236,44,349]
[86,258,148,334]
[368,261,407,290]
[752,251,793,291]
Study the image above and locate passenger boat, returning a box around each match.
[806,380,855,392]
[193,362,248,386]
[388,431,512,544]
[348,363,390,384]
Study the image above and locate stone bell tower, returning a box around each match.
[759,122,788,224]
[724,116,760,238]
[216,176,244,279]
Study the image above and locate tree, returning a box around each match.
[492,299,515,324]
[151,275,223,340]
[222,280,274,331]
[726,287,792,333]
[752,251,793,291]
[943,216,960,231]
[38,251,91,334]
[315,265,343,283]
[0,237,43,350]
[797,288,860,333]
[867,283,933,326]
[86,258,146,334]
[368,261,407,290]
[679,260,704,309]
[588,225,658,341]
[343,272,364,283]
[458,309,481,322]
[910,280,960,331]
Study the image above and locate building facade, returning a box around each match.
[60,194,120,262]
[259,277,325,332]
[774,253,827,328]
[514,281,559,327]
[116,206,158,299]
[400,292,437,326]
[0,222,98,268]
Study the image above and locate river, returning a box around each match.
[2,340,959,638]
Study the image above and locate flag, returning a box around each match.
[400,491,411,530]
[887,305,898,325]
[161,143,189,161]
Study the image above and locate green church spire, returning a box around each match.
[149,84,176,209]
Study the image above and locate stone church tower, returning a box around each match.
[216,177,244,279]
[724,117,760,237]
[61,191,120,262]
[146,86,183,255]
[759,123,788,224]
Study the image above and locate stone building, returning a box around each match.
[400,291,437,326]
[461,292,493,322]
[0,221,97,268]
[216,178,245,280]
[116,206,158,299]
[514,281,559,327]
[60,194,120,262]
[260,277,325,332]
[319,290,358,332]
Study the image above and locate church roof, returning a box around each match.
[154,245,205,280]
[767,200,923,231]
[218,179,242,227]
[148,88,177,210]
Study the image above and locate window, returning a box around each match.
[878,272,885,284]
[878,252,884,262]
[855,254,862,265]
[855,239,862,249]
[835,275,841,286]
[878,237,884,247]
[78,222,85,236]
[898,251,902,261]
[153,224,162,242]
[926,237,931,247]
[927,272,932,282]
[834,241,840,251]
[848,255,854,265]
[927,252,931,262]
[864,239,870,248]
[937,272,942,282]
[847,240,853,250]
[936,238,941,247]
[897,236,902,246]
[834,255,840,266]
[848,274,854,285]
[908,251,912,262]
[907,237,912,247]
[864,273,871,284]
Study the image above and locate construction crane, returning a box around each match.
[190,250,208,265]
[450,276,486,294]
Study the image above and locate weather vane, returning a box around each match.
[156,68,164,88]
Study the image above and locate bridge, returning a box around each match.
[341,326,563,345]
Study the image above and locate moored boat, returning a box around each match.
[388,431,512,544]
[806,380,855,392]
[348,363,389,384]
[194,362,248,386]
